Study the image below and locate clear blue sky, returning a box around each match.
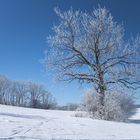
[0,0,140,105]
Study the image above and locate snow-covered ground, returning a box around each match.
[0,105,140,140]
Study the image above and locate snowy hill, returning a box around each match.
[0,105,140,140]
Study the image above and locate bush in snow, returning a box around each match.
[82,89,136,122]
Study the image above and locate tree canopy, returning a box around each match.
[44,7,140,105]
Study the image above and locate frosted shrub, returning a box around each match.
[83,90,136,121]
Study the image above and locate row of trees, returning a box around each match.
[0,75,57,109]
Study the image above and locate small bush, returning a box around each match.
[74,111,89,118]
[82,90,136,122]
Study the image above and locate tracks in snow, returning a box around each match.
[0,115,55,139]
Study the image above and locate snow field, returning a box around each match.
[0,105,140,140]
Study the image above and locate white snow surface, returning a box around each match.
[0,105,140,140]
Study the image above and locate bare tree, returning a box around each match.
[44,7,140,106]
[12,81,28,106]
[41,91,57,109]
[0,75,11,104]
[27,81,57,109]
[27,81,44,108]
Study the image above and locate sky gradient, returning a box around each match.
[0,0,140,104]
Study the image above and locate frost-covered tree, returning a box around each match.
[41,91,57,109]
[0,75,11,104]
[44,7,140,107]
[12,81,28,106]
[28,82,46,108]
[27,81,57,109]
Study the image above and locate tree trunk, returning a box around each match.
[97,67,105,106]
[99,89,105,106]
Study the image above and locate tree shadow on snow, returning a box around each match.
[0,112,45,120]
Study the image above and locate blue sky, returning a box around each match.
[0,0,140,105]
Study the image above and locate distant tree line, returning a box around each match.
[0,75,57,109]
[57,103,79,111]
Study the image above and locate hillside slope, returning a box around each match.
[0,105,140,140]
